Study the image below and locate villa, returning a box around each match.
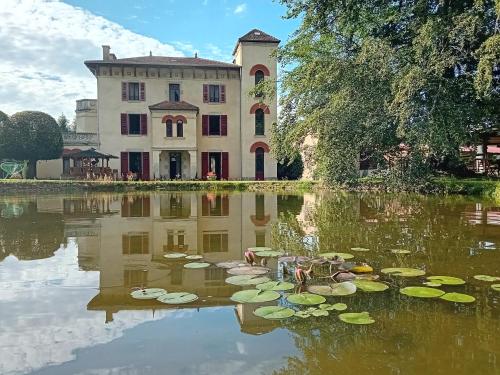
[37,29,279,180]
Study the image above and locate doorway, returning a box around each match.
[129,152,142,177]
[208,152,222,180]
[255,147,264,180]
[169,152,182,179]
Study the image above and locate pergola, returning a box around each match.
[68,148,118,180]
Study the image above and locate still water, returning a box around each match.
[0,192,499,375]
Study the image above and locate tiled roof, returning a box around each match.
[233,29,280,54]
[85,56,238,69]
[149,100,199,111]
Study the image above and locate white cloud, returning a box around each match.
[0,0,185,119]
[234,3,247,14]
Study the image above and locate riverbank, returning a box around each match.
[0,178,499,201]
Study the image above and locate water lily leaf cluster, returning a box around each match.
[338,312,375,325]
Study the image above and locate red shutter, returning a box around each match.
[120,152,129,180]
[142,152,150,180]
[203,84,208,103]
[220,85,226,103]
[221,115,227,136]
[140,114,147,135]
[121,82,127,101]
[121,113,128,135]
[202,115,208,136]
[201,152,209,179]
[140,82,145,101]
[222,152,229,180]
[222,195,229,216]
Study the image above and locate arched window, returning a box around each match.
[166,120,173,137]
[176,120,183,137]
[255,70,265,86]
[255,147,265,180]
[255,109,264,135]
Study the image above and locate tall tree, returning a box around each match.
[0,111,12,160]
[274,0,500,185]
[4,111,63,178]
[56,113,70,133]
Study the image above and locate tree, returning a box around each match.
[278,155,303,180]
[57,113,70,133]
[273,0,500,186]
[0,111,12,160]
[5,111,63,178]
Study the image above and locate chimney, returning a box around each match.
[102,45,111,60]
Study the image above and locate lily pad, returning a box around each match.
[255,250,285,257]
[230,289,281,303]
[390,249,411,254]
[248,247,272,252]
[163,252,187,259]
[185,255,203,260]
[440,292,475,303]
[351,264,374,273]
[319,252,355,260]
[130,288,167,300]
[157,292,198,304]
[225,275,271,286]
[294,311,311,318]
[339,312,375,325]
[427,276,465,285]
[491,284,500,292]
[381,267,426,277]
[311,309,329,317]
[253,306,295,320]
[351,247,370,252]
[287,293,326,305]
[423,281,442,287]
[216,261,246,269]
[184,262,211,269]
[279,255,310,263]
[227,266,270,276]
[256,281,295,291]
[474,275,500,282]
[308,281,357,296]
[320,303,347,311]
[353,280,389,292]
[400,286,445,298]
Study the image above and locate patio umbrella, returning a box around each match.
[70,148,118,159]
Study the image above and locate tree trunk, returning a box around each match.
[26,160,37,179]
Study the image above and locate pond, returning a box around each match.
[0,191,499,375]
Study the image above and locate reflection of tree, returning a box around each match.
[277,194,304,217]
[0,200,64,261]
[271,212,308,255]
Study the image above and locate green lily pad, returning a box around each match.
[253,306,295,320]
[319,303,347,311]
[294,311,311,318]
[381,267,426,277]
[308,281,356,296]
[225,275,271,286]
[254,250,285,257]
[440,292,475,303]
[474,275,500,282]
[491,284,500,291]
[287,293,326,305]
[351,247,370,252]
[400,286,445,298]
[230,289,281,303]
[311,309,329,317]
[157,292,198,304]
[163,252,187,259]
[353,280,389,292]
[227,266,270,276]
[390,249,411,254]
[319,252,355,260]
[427,276,465,285]
[248,247,272,252]
[185,255,203,260]
[256,281,295,291]
[130,288,167,300]
[216,261,247,269]
[184,262,211,269]
[339,312,375,325]
[423,281,442,287]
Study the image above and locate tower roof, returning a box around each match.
[233,29,280,55]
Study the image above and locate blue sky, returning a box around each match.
[0,0,299,119]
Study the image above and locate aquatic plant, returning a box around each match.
[338,312,375,325]
[230,289,281,303]
[157,292,198,304]
[253,306,295,320]
[130,288,167,300]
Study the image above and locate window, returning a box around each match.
[121,196,150,217]
[203,231,228,253]
[160,194,190,218]
[122,232,149,254]
[124,269,148,287]
[166,120,173,137]
[177,120,183,137]
[128,114,141,135]
[255,231,266,247]
[255,70,264,97]
[202,194,229,216]
[255,194,265,220]
[209,85,220,103]
[255,109,265,135]
[169,84,180,102]
[209,115,220,135]
[128,82,140,100]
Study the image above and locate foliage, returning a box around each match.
[3,111,63,178]
[278,154,304,180]
[56,113,73,133]
[273,0,500,186]
[0,111,12,160]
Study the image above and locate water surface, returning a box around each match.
[0,192,499,374]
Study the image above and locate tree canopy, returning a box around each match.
[274,0,500,185]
